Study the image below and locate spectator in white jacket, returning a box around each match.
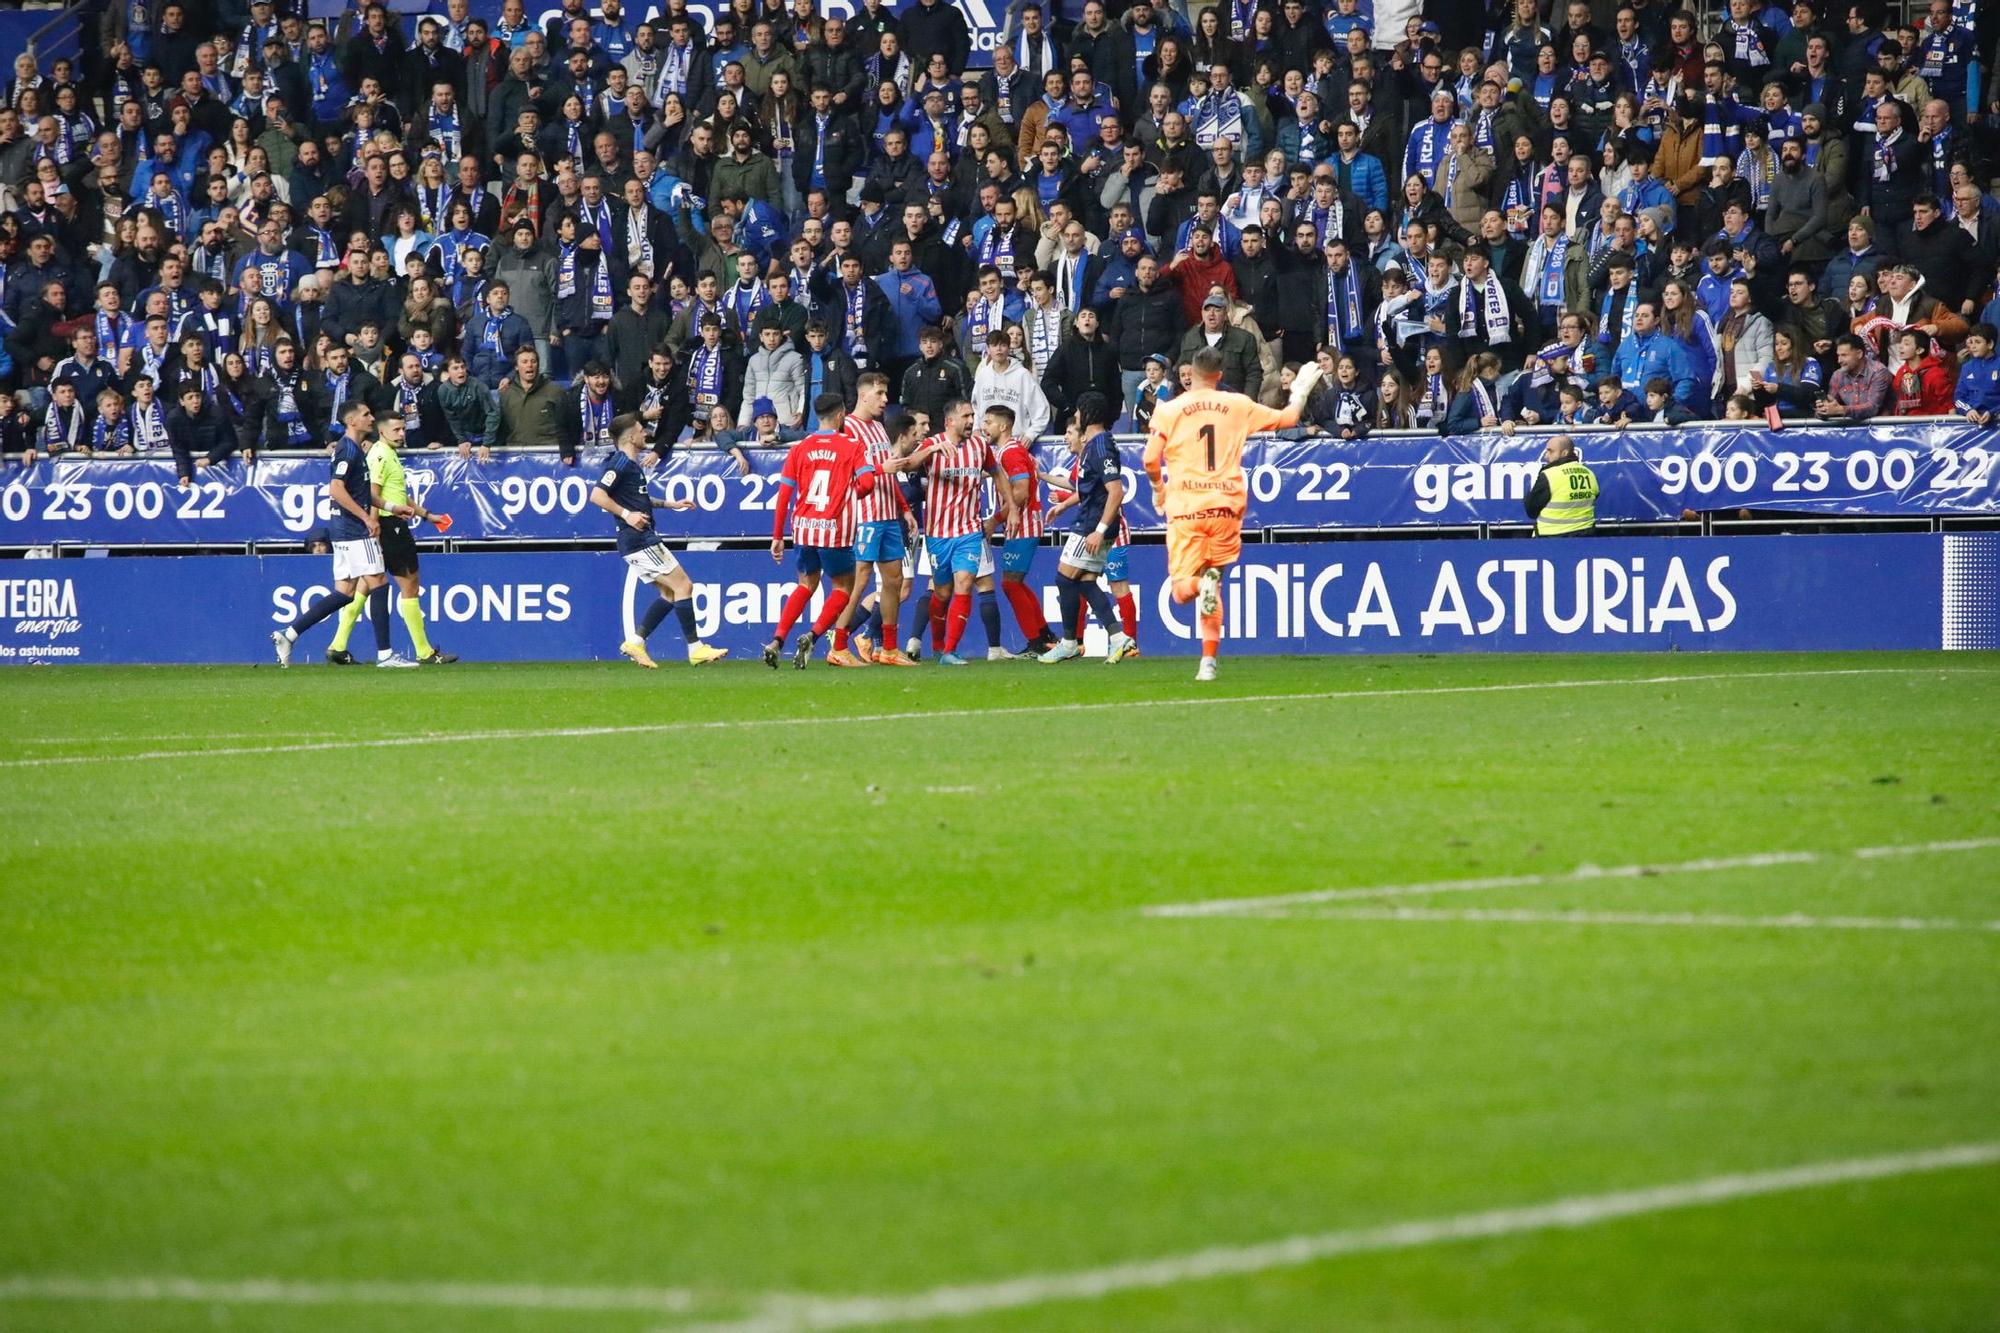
[970,329,1052,440]
[1716,277,1774,405]
[741,324,807,428]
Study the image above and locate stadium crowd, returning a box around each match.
[1,0,1999,477]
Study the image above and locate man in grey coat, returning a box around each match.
[1766,138,1828,266]
[491,222,558,374]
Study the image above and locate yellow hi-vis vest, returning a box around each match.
[1537,459,1598,535]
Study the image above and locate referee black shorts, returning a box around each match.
[379,515,420,577]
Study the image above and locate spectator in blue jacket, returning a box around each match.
[1332,122,1388,213]
[875,237,941,384]
[1955,323,2000,425]
[1610,299,1700,407]
[463,281,535,387]
[714,190,784,267]
[1089,227,1148,312]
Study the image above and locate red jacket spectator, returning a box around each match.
[1894,349,1956,416]
[1163,242,1238,326]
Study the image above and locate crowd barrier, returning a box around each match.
[3,423,1996,548]
[3,533,1993,664]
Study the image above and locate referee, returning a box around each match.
[331,414,460,665]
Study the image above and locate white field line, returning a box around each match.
[673,1142,2000,1333]
[1265,906,2000,932]
[1142,838,2000,919]
[9,731,341,746]
[5,1144,1994,1327]
[0,667,1964,771]
[0,1275,703,1314]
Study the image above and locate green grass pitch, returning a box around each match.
[2,651,1997,1332]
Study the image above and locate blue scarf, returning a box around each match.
[429,108,462,160]
[481,306,513,356]
[726,279,769,338]
[304,224,338,268]
[1701,95,1742,163]
[94,310,133,356]
[41,401,82,452]
[579,388,613,447]
[1325,264,1362,348]
[324,369,350,436]
[417,181,453,232]
[690,344,724,404]
[396,378,423,431]
[1598,284,1638,345]
[558,242,614,322]
[92,413,131,453]
[977,224,1017,277]
[1538,233,1570,307]
[843,279,867,356]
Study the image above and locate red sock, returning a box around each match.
[1116,591,1138,639]
[929,591,948,648]
[833,628,849,650]
[774,585,812,640]
[944,592,971,652]
[881,621,897,651]
[810,588,849,637]
[1003,580,1048,638]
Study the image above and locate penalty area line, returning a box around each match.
[0,1275,705,1314]
[7,1144,1994,1327]
[0,666,1958,770]
[669,1142,2000,1332]
[1142,838,2000,918]
[1250,906,2000,932]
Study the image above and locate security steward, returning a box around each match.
[1524,434,1598,536]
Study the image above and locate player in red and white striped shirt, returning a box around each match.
[986,404,1057,656]
[902,398,1015,665]
[764,393,879,670]
[833,371,917,667]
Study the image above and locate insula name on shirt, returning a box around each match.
[1156,556,1739,639]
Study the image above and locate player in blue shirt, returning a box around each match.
[1038,392,1135,664]
[589,413,729,668]
[270,400,414,667]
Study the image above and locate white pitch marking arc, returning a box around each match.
[1260,906,2000,932]
[1141,838,2000,918]
[3,1145,1995,1328]
[0,667,1974,771]
[667,1142,2000,1333]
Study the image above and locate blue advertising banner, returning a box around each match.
[2,534,1993,664]
[5,424,1999,548]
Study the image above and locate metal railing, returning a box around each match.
[24,3,83,65]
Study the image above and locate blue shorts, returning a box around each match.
[1104,543,1129,583]
[854,519,905,563]
[797,544,856,578]
[1000,536,1040,576]
[926,532,985,578]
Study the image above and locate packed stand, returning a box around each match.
[2,0,1998,473]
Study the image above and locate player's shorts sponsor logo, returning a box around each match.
[0,577,83,657]
[1153,555,1740,641]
